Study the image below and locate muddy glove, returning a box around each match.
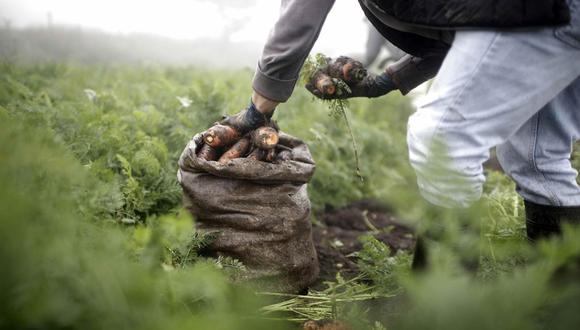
[219,101,274,135]
[306,71,396,99]
[305,56,396,99]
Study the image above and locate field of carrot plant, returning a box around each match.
[1,61,579,329]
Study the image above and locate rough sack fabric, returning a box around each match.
[178,132,319,293]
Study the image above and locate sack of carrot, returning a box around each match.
[178,121,319,293]
[196,121,293,164]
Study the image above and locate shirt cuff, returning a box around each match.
[252,66,297,103]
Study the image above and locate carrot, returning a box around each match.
[313,72,336,96]
[218,137,251,164]
[247,148,265,162]
[252,127,279,150]
[328,56,367,84]
[197,144,218,161]
[203,124,240,148]
[264,148,276,162]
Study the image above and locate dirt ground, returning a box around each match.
[311,199,415,285]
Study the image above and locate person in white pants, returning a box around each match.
[217,0,578,269]
[408,15,580,239]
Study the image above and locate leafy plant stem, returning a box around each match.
[335,100,363,182]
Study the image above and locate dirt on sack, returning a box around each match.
[312,199,415,286]
[180,132,319,294]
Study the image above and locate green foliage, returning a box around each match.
[0,118,283,330]
[572,142,580,171]
[392,226,580,330]
[357,236,412,293]
[1,61,414,214]
[260,274,392,324]
[2,62,580,330]
[0,63,251,221]
[300,53,330,86]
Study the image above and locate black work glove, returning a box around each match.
[305,56,396,100]
[219,101,274,135]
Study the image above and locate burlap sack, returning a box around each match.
[177,132,319,293]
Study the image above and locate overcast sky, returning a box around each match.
[0,0,368,57]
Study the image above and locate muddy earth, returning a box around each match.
[311,200,415,286]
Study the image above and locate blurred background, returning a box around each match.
[0,0,371,67]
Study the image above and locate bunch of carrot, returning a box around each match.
[197,123,291,164]
[311,56,367,97]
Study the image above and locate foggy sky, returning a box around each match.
[0,0,367,57]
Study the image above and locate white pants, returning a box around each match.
[407,2,580,208]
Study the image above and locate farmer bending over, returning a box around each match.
[220,0,580,265]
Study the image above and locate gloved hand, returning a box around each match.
[219,101,274,135]
[305,56,397,100]
[306,71,396,100]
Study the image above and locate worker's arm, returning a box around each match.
[253,0,336,108]
[221,0,335,133]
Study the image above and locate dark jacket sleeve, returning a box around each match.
[386,54,446,95]
[252,0,335,102]
[359,0,450,94]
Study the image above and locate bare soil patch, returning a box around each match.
[312,199,415,285]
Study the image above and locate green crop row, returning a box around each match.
[1,62,579,329]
